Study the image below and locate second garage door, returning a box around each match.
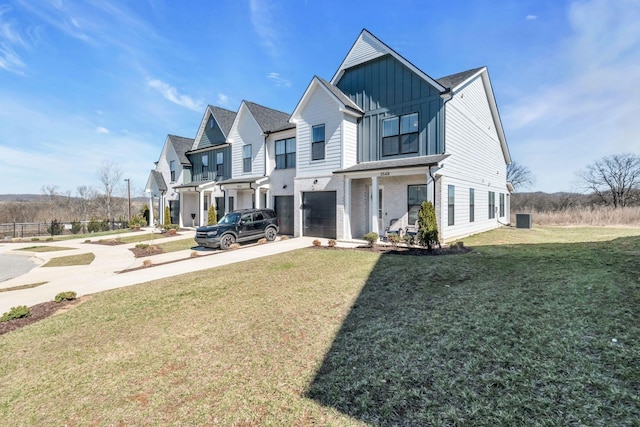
[302,191,336,239]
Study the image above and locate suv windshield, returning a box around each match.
[218,212,240,225]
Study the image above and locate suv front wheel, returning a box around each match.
[219,234,236,250]
[265,227,277,241]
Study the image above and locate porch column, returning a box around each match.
[178,192,184,228]
[370,175,379,236]
[265,187,271,209]
[199,190,205,226]
[344,177,352,240]
[254,187,260,209]
[148,195,154,228]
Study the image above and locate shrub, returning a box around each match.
[387,233,401,248]
[135,243,149,249]
[168,228,177,236]
[164,206,171,226]
[257,238,267,245]
[46,237,54,242]
[163,224,180,231]
[207,204,217,225]
[280,236,289,241]
[363,232,379,247]
[47,219,63,236]
[87,217,109,233]
[403,234,415,246]
[142,259,153,267]
[190,251,198,258]
[0,305,31,322]
[54,291,77,303]
[327,239,337,247]
[229,243,241,250]
[129,214,147,228]
[417,201,439,250]
[312,239,322,247]
[141,204,150,226]
[31,237,39,241]
[70,220,83,234]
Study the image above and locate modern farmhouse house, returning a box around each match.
[146,29,511,242]
[290,29,511,241]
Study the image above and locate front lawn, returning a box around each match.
[0,226,638,425]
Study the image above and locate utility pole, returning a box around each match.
[124,178,131,223]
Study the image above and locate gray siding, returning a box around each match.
[196,118,227,150]
[336,55,444,162]
[188,146,231,182]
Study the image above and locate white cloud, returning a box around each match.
[526,15,537,20]
[96,126,109,134]
[249,0,280,57]
[504,0,640,192]
[147,79,203,111]
[267,72,292,88]
[0,5,27,74]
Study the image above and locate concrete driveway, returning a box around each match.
[0,229,352,314]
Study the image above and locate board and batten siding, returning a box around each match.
[195,116,227,150]
[188,146,231,182]
[438,74,509,240]
[336,55,444,162]
[229,106,266,178]
[296,85,347,178]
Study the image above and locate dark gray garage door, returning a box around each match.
[274,196,294,235]
[303,191,336,238]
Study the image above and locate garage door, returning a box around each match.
[303,191,336,238]
[274,196,294,235]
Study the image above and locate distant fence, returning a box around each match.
[0,220,130,239]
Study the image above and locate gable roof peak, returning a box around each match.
[241,100,294,133]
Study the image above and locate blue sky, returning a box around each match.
[1,0,638,196]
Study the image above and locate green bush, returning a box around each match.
[70,220,83,234]
[47,219,63,236]
[135,243,149,249]
[163,224,179,231]
[387,233,401,248]
[129,214,147,228]
[54,291,77,303]
[0,305,31,322]
[363,232,379,247]
[417,201,439,250]
[87,217,109,233]
[208,204,217,225]
[403,234,415,246]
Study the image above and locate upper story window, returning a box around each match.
[169,160,176,182]
[311,124,325,161]
[243,145,252,173]
[216,152,224,177]
[276,137,296,169]
[201,154,209,180]
[382,112,419,157]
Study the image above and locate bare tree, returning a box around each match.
[75,185,96,220]
[97,160,123,219]
[577,153,640,208]
[507,162,535,191]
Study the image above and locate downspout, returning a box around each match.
[439,87,452,154]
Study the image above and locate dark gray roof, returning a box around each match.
[167,134,194,165]
[436,67,484,90]
[150,170,167,192]
[316,77,363,113]
[209,106,237,137]
[334,154,449,174]
[244,101,295,133]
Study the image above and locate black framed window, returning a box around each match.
[500,193,505,217]
[469,188,475,222]
[276,137,296,169]
[382,112,419,157]
[448,185,455,226]
[407,184,427,225]
[311,124,325,161]
[170,160,176,182]
[243,145,252,173]
[489,191,496,219]
[215,152,224,177]
[201,155,209,180]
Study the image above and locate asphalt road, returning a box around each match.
[0,253,38,283]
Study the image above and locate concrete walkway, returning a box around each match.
[0,229,359,313]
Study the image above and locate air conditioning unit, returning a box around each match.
[516,213,532,229]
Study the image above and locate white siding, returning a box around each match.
[265,128,296,199]
[296,86,346,177]
[439,74,509,241]
[229,104,266,178]
[342,115,358,169]
[342,32,387,69]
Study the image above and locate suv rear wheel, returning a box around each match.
[219,234,236,250]
[265,227,277,241]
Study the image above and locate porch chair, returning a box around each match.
[383,218,404,241]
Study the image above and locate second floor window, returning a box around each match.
[201,155,209,180]
[276,137,296,169]
[312,124,325,161]
[216,152,224,177]
[382,112,419,157]
[169,160,176,182]
[243,145,252,173]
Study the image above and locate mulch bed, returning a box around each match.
[0,298,86,336]
[129,246,164,258]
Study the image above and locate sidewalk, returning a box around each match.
[0,229,357,313]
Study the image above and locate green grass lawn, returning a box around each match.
[0,226,638,425]
[15,246,73,252]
